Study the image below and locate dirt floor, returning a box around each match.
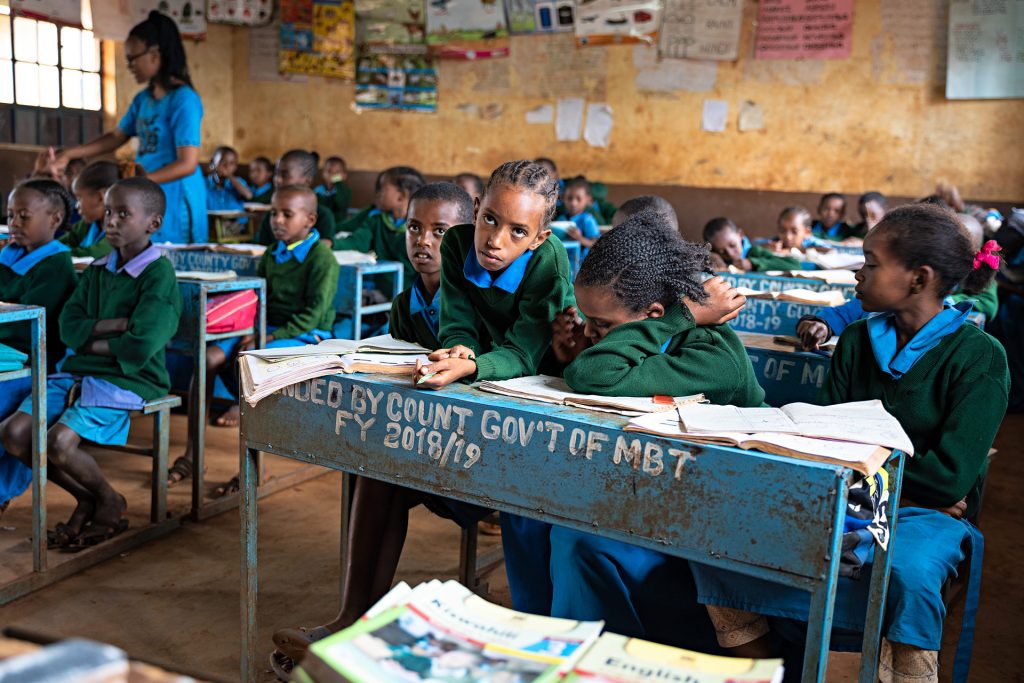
[1,410,1021,682]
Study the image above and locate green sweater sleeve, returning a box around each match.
[104,259,183,376]
[332,219,374,252]
[951,281,998,321]
[315,207,337,241]
[389,289,416,345]
[747,245,802,272]
[329,183,353,225]
[59,220,89,249]
[437,230,485,354]
[59,267,100,352]
[272,245,340,340]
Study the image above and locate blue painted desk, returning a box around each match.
[164,248,260,276]
[720,271,857,297]
[563,240,582,278]
[170,276,266,519]
[332,261,405,340]
[830,243,864,256]
[239,374,905,683]
[729,299,836,336]
[736,332,832,407]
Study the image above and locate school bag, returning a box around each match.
[206,289,258,334]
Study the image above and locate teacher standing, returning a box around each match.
[52,11,206,244]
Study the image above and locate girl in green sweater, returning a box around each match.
[692,204,1008,683]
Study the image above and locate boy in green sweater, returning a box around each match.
[256,150,336,246]
[314,155,353,225]
[704,217,801,272]
[1,177,182,550]
[268,182,490,675]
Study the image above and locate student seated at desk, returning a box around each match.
[693,204,1008,683]
[208,186,340,494]
[546,214,765,650]
[256,150,336,246]
[267,182,488,676]
[704,217,801,272]
[60,161,121,259]
[611,194,678,230]
[0,179,78,517]
[314,155,352,226]
[775,205,831,251]
[812,192,854,242]
[334,166,425,286]
[849,191,887,239]
[205,146,252,222]
[0,178,182,550]
[247,156,274,205]
[557,176,602,259]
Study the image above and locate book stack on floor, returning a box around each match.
[293,580,784,683]
[239,335,429,405]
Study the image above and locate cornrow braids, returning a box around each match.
[578,209,711,313]
[485,160,559,225]
[15,178,75,232]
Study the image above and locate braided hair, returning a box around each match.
[577,209,711,313]
[128,11,193,90]
[485,160,559,225]
[14,178,75,232]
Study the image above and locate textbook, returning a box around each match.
[803,249,865,271]
[762,269,858,285]
[734,287,846,307]
[173,270,239,281]
[624,400,913,476]
[563,632,783,683]
[333,250,377,266]
[241,334,431,360]
[293,580,604,683]
[477,375,706,417]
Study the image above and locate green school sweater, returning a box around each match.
[256,202,337,245]
[951,280,999,322]
[439,223,575,382]
[332,209,414,284]
[747,245,802,272]
[252,186,274,205]
[0,249,77,371]
[257,240,340,340]
[820,320,1008,517]
[321,182,353,225]
[60,253,182,400]
[59,220,113,259]
[390,287,440,350]
[338,205,374,232]
[564,303,766,407]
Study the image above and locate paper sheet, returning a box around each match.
[946,0,1024,99]
[583,103,613,147]
[701,99,728,132]
[658,0,743,60]
[525,104,554,124]
[556,97,585,141]
[738,100,765,132]
[754,0,854,60]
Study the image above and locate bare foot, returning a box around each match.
[214,405,240,428]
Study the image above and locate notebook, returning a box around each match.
[477,375,706,417]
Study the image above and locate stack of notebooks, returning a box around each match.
[802,249,865,271]
[477,375,706,417]
[0,342,28,372]
[762,269,858,286]
[733,287,846,307]
[239,335,429,406]
[333,250,377,266]
[625,399,913,476]
[293,580,784,683]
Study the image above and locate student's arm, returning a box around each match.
[271,248,340,340]
[331,216,373,251]
[571,213,602,248]
[747,246,801,271]
[818,325,856,405]
[104,262,183,374]
[389,292,416,345]
[317,208,337,242]
[230,176,253,201]
[803,298,864,338]
[256,213,274,246]
[59,269,100,351]
[19,256,77,331]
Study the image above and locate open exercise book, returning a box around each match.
[294,580,782,683]
[239,335,430,406]
[625,400,913,476]
[762,269,858,286]
[734,287,846,307]
[173,270,239,281]
[478,375,706,417]
[802,249,865,271]
[735,331,838,354]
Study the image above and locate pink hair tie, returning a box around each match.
[973,240,1002,270]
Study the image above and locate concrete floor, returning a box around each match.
[1,410,1021,682]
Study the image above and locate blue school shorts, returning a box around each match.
[17,376,132,446]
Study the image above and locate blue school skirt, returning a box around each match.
[0,377,33,505]
[16,377,133,446]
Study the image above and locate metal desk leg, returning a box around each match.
[241,442,259,682]
[858,454,906,683]
[800,476,848,683]
[30,311,46,572]
[339,472,354,602]
[151,407,170,523]
[191,286,209,520]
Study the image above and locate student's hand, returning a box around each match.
[938,498,968,520]
[686,277,745,325]
[33,147,59,178]
[238,334,258,352]
[551,306,589,363]
[797,320,830,351]
[708,253,727,271]
[429,345,476,362]
[565,226,582,241]
[414,357,476,390]
[736,258,753,272]
[93,318,130,336]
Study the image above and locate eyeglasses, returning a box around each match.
[125,47,154,65]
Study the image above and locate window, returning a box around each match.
[0,8,103,146]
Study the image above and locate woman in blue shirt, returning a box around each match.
[50,11,206,244]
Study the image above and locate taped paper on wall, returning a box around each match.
[584,103,613,147]
[525,104,554,123]
[556,97,585,141]
[946,0,1024,99]
[738,100,764,131]
[701,99,728,132]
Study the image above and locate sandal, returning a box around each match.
[272,625,333,661]
[213,475,240,498]
[167,456,194,488]
[62,519,129,553]
[269,650,295,682]
[46,522,80,549]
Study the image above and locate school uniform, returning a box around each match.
[812,220,854,242]
[314,181,354,226]
[549,304,764,648]
[258,230,339,346]
[439,223,575,616]
[118,86,207,244]
[206,174,250,223]
[0,240,78,506]
[59,220,112,259]
[17,246,182,446]
[746,245,801,271]
[256,204,336,246]
[557,210,601,260]
[250,182,273,205]
[692,307,1008,680]
[333,208,412,286]
[849,221,870,239]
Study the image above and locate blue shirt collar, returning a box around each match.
[408,276,441,337]
[272,229,320,264]
[0,240,70,275]
[866,301,972,379]
[463,247,534,294]
[367,207,405,229]
[252,182,272,196]
[93,243,163,278]
[741,234,752,259]
[82,222,105,248]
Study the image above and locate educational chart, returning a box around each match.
[10,0,83,26]
[354,54,438,111]
[573,0,663,47]
[946,0,1024,99]
[425,0,510,59]
[754,0,853,60]
[356,0,427,53]
[279,0,356,80]
[208,0,274,25]
[658,0,743,60]
[505,0,576,33]
[87,0,207,38]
